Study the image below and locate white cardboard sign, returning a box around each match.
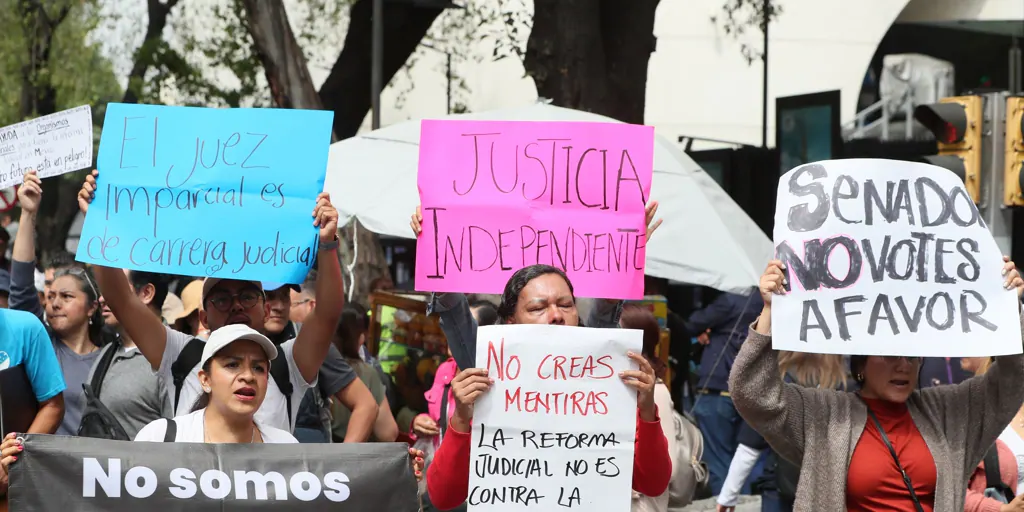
[772,159,1022,357]
[467,324,642,512]
[0,105,93,190]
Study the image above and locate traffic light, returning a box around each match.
[1005,96,1024,206]
[913,95,983,202]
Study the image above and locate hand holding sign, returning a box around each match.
[620,352,657,421]
[451,368,493,432]
[78,169,98,214]
[0,433,22,495]
[1002,256,1024,300]
[312,192,339,242]
[17,171,42,214]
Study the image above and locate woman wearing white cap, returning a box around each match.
[133,324,296,443]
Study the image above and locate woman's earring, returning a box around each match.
[856,373,864,382]
[203,387,211,393]
[89,318,93,325]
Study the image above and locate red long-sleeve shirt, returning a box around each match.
[426,407,672,510]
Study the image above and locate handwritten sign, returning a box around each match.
[75,104,334,283]
[468,324,641,511]
[0,106,93,189]
[415,120,654,299]
[772,159,1023,356]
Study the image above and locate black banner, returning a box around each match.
[10,434,418,511]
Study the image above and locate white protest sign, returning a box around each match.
[772,159,1022,357]
[468,324,642,512]
[0,105,93,190]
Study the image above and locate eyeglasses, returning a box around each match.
[206,289,263,312]
[290,299,311,308]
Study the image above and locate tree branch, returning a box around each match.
[318,0,445,139]
[123,0,182,103]
[239,0,323,113]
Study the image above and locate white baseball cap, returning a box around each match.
[200,324,278,370]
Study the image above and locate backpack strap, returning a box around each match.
[171,338,206,412]
[269,355,293,429]
[984,445,1014,502]
[90,337,122,397]
[438,383,452,440]
[163,418,177,442]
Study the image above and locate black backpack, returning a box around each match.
[983,444,1015,503]
[170,338,294,429]
[78,340,132,441]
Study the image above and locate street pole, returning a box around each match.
[761,0,769,148]
[981,92,1013,255]
[446,52,452,115]
[371,0,383,130]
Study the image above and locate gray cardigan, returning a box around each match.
[729,313,1024,512]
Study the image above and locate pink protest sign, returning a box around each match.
[415,119,654,299]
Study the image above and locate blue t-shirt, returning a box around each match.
[0,309,66,402]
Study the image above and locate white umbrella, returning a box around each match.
[324,102,773,294]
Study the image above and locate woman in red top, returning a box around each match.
[424,265,672,510]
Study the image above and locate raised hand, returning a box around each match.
[759,259,786,307]
[1002,255,1024,300]
[410,205,422,237]
[78,169,99,214]
[645,200,662,240]
[17,171,42,214]
[313,192,339,242]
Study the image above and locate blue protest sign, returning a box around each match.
[75,104,334,283]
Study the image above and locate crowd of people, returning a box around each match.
[1,163,1024,512]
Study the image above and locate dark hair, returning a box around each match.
[43,251,76,272]
[335,304,369,359]
[52,266,104,344]
[496,265,574,322]
[190,360,214,413]
[619,304,667,379]
[469,300,498,326]
[127,270,170,311]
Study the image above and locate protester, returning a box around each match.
[78,170,358,434]
[0,308,65,434]
[133,325,299,443]
[261,281,377,444]
[8,172,108,436]
[687,290,763,495]
[81,270,172,440]
[290,272,316,325]
[331,305,397,442]
[621,304,676,512]
[424,264,673,509]
[730,258,1024,509]
[717,352,853,512]
[34,252,77,318]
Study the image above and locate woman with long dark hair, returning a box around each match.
[8,171,106,436]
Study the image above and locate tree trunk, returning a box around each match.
[122,0,181,104]
[239,0,400,303]
[17,0,75,265]
[318,0,445,139]
[524,0,659,124]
